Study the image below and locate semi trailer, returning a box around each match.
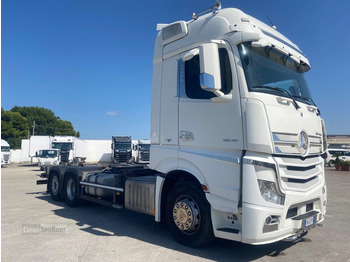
[37,1,327,247]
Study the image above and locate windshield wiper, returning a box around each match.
[292,95,321,115]
[292,95,315,105]
[252,86,301,110]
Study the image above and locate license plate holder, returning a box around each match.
[303,216,316,228]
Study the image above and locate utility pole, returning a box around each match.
[32,120,36,136]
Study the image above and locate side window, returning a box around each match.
[184,48,232,99]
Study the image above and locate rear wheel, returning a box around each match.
[329,160,335,167]
[64,174,82,207]
[49,172,62,201]
[166,181,215,247]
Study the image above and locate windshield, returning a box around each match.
[52,142,72,150]
[139,144,150,151]
[38,150,58,158]
[115,143,131,150]
[1,146,10,152]
[238,42,313,105]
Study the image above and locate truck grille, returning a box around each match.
[114,152,131,163]
[4,155,10,161]
[272,132,322,156]
[60,151,69,163]
[274,156,323,192]
[140,152,150,161]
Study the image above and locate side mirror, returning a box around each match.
[35,151,39,157]
[199,43,232,102]
[199,43,221,92]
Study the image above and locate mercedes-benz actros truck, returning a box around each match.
[37,1,327,247]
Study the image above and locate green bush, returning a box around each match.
[340,160,350,166]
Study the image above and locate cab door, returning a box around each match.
[178,41,243,204]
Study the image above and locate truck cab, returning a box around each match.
[36,149,60,170]
[51,139,73,164]
[150,3,327,245]
[111,136,132,164]
[132,139,151,164]
[1,139,11,166]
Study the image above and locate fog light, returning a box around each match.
[265,215,279,225]
[265,216,272,225]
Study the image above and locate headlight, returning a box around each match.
[258,180,284,205]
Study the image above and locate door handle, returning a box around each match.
[180,131,194,141]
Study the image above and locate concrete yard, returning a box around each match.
[1,164,350,261]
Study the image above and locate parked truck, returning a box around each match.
[1,139,11,166]
[37,2,327,247]
[30,136,87,165]
[111,136,132,164]
[132,139,150,164]
[36,149,60,170]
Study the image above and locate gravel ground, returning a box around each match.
[1,164,350,262]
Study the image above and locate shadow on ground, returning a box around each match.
[30,192,309,262]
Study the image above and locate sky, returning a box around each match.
[2,0,350,140]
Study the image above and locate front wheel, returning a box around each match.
[64,174,82,207]
[166,182,215,247]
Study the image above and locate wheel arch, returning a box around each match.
[160,169,206,222]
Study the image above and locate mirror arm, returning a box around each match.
[211,93,232,103]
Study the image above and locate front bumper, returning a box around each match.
[241,154,327,245]
[1,159,10,165]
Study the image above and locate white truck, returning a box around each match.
[36,149,61,170]
[37,2,327,247]
[51,136,87,164]
[132,139,150,164]
[1,139,11,166]
[30,136,87,165]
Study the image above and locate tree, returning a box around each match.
[1,108,29,149]
[10,106,79,137]
[1,106,80,149]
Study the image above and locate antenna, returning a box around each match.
[266,14,277,30]
[192,1,222,20]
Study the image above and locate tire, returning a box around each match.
[49,172,63,201]
[166,181,215,247]
[64,174,82,207]
[329,160,335,167]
